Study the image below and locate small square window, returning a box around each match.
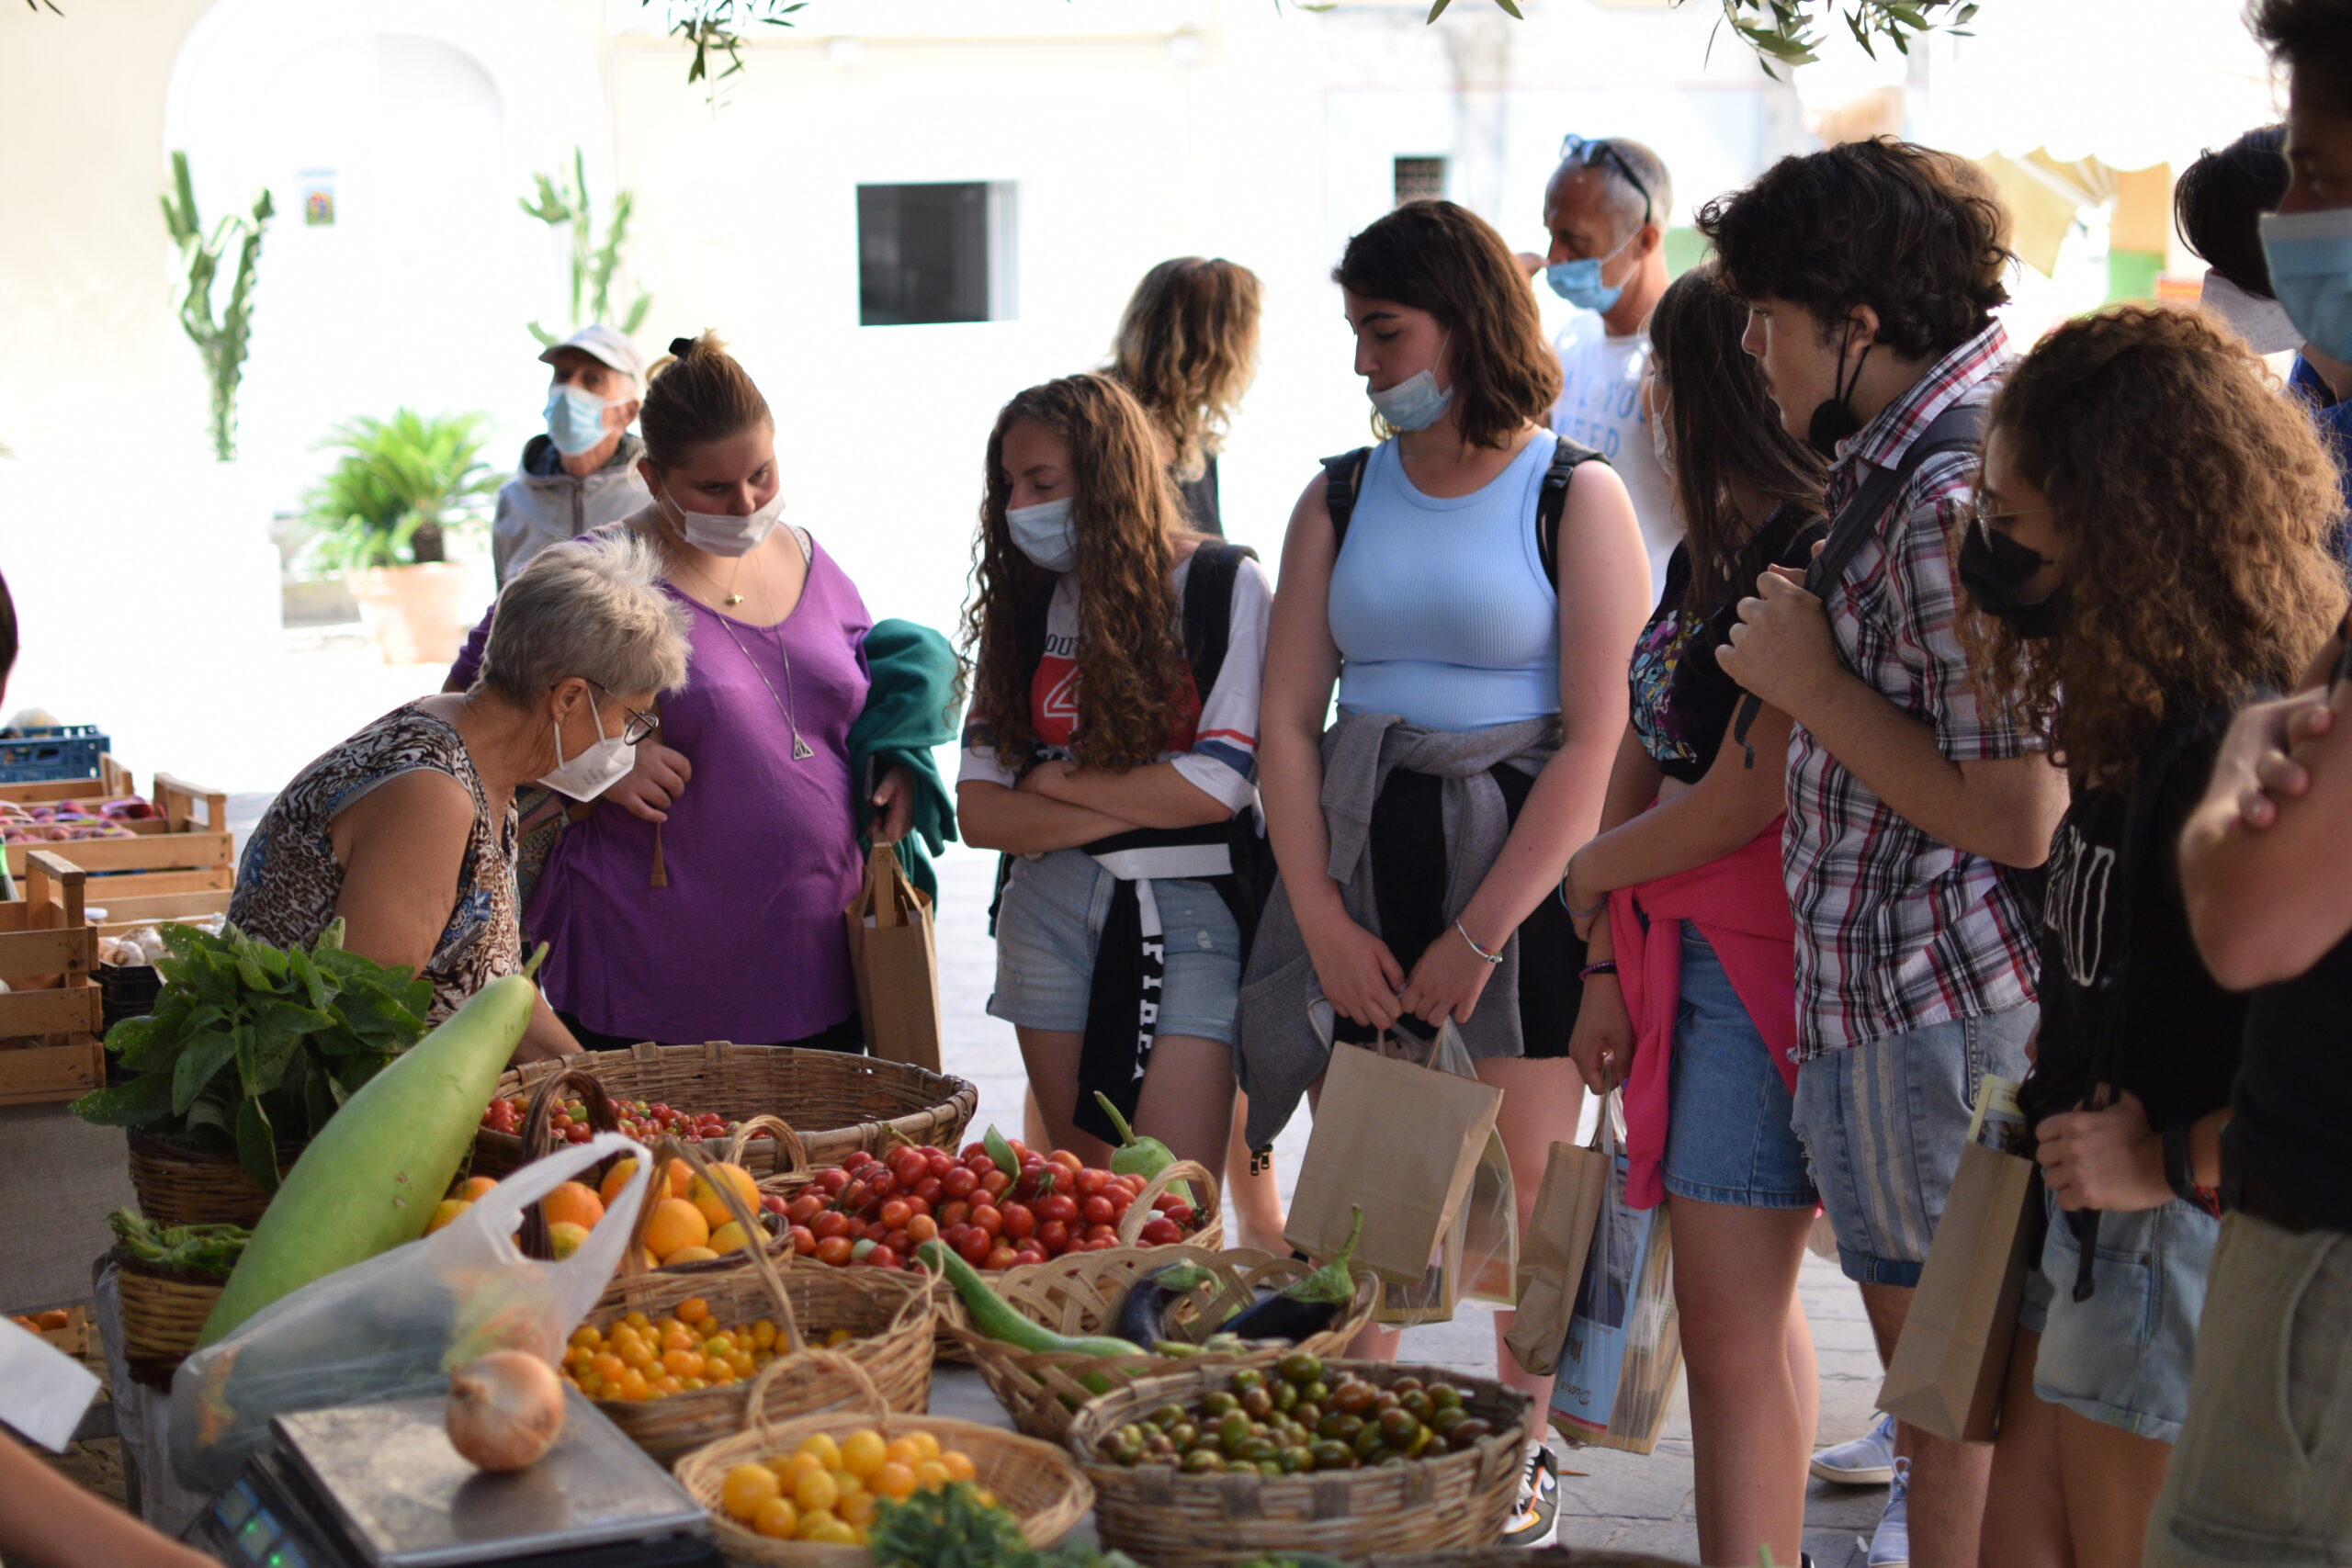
[856,181,1017,326]
[1393,156,1447,207]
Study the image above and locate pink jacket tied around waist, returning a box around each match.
[1608,819,1798,1210]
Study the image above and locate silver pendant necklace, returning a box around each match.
[711,613,815,761]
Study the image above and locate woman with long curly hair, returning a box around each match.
[1968,306,2344,1566]
[1106,257,1264,537]
[958,373,1272,1182]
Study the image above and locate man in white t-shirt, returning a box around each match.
[1539,136,1677,596]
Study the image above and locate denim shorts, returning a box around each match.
[987,848,1243,1044]
[1790,1006,2036,1287]
[1661,926,1816,1209]
[2017,1189,2218,1443]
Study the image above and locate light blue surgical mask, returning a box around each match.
[1368,369,1454,433]
[1008,497,1078,572]
[2261,207,2352,364]
[543,384,610,457]
[1545,228,1639,314]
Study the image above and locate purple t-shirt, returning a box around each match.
[450,532,874,1043]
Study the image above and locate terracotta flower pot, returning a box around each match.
[349,562,475,666]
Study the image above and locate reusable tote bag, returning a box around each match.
[1506,1137,1611,1378]
[1550,1098,1683,1454]
[843,840,944,1072]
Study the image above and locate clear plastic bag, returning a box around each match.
[170,1131,650,1491]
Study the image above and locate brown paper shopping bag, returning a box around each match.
[1505,1137,1610,1377]
[1877,1142,2043,1442]
[1285,1024,1503,1292]
[842,842,944,1072]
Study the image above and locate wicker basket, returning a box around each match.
[673,1349,1091,1567]
[126,1131,303,1228]
[579,1140,938,1465]
[592,1116,820,1304]
[1370,1551,1663,1568]
[931,1158,1225,1359]
[945,1244,1380,1442]
[112,1252,224,1387]
[472,1043,976,1180]
[1066,1359,1532,1567]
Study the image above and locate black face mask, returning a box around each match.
[1807,323,1874,457]
[1957,520,2066,640]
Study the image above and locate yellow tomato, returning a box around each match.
[840,1428,888,1479]
[914,1460,951,1492]
[721,1464,780,1523]
[793,1508,839,1542]
[750,1319,778,1351]
[941,1450,978,1483]
[907,1431,943,1461]
[874,1461,917,1501]
[676,1297,710,1325]
[810,1519,859,1545]
[793,1468,841,1515]
[751,1497,798,1540]
[885,1438,923,1470]
[796,1432,842,1470]
[837,1491,877,1528]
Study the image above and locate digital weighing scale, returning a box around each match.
[182,1385,721,1568]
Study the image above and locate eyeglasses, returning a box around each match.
[1560,134,1653,229]
[580,680,660,746]
[1959,497,2058,555]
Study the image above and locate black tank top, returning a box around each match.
[2230,921,2352,1233]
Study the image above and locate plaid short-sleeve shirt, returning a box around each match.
[1783,321,2047,1059]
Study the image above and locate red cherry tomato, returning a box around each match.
[1036,1219,1070,1254]
[984,1244,1021,1270]
[960,1141,988,1163]
[957,1229,994,1265]
[865,1169,897,1200]
[1012,1247,1047,1268]
[927,1150,955,1178]
[814,1235,854,1266]
[1080,1195,1114,1226]
[1163,1202,1195,1228]
[790,1225,817,1256]
[844,1149,874,1169]
[1084,1222,1119,1245]
[864,1245,899,1269]
[816,1168,850,1195]
[906,1214,939,1245]
[1037,1192,1079,1225]
[878,1199,912,1230]
[786,1194,824,1224]
[938,1200,970,1229]
[1075,1168,1110,1197]
[1000,1203,1036,1240]
[941,1168,978,1201]
[812,1211,853,1240]
[980,1170,1012,1199]
[970,1204,1003,1237]
[912,1177,944,1205]
[1139,1217,1182,1246]
[1048,1149,1084,1176]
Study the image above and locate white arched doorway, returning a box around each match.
[162,0,609,499]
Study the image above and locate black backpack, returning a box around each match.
[1318,435,1606,582]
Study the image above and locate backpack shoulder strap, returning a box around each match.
[1804,399,1989,594]
[1535,436,1607,587]
[1320,447,1374,554]
[1182,540,1260,702]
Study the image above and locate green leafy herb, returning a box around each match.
[70,921,433,1195]
[108,1210,251,1277]
[869,1482,1140,1568]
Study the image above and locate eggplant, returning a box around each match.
[1112,1260,1216,1348]
[1223,1206,1363,1344]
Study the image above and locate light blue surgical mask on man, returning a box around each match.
[1008,498,1078,572]
[1369,370,1454,433]
[2262,207,2352,364]
[543,384,610,457]
[1545,228,1638,314]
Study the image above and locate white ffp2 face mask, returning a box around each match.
[538,703,635,802]
[664,487,784,558]
[1007,498,1078,572]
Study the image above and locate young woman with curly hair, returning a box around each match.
[959,373,1272,1182]
[1107,257,1263,537]
[1243,199,1651,1545]
[1968,305,2345,1568]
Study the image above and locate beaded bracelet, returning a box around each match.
[1453,920,1505,966]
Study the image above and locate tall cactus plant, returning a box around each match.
[162,150,273,463]
[520,148,653,347]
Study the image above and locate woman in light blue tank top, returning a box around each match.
[1246,202,1653,1437]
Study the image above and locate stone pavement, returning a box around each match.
[929,850,1895,1566]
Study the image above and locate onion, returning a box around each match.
[446,1350,566,1472]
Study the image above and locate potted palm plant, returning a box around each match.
[302,409,500,665]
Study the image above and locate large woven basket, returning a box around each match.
[126,1132,303,1228]
[1370,1552,1668,1568]
[473,1043,976,1179]
[112,1253,225,1387]
[1066,1359,1532,1567]
[579,1140,937,1465]
[673,1349,1091,1567]
[944,1244,1380,1442]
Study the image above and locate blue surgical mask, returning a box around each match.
[544,384,610,457]
[2261,208,2352,364]
[1008,498,1078,572]
[1544,230,1638,313]
[1368,369,1454,433]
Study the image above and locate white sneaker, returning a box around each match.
[1810,1411,1898,1486]
[1501,1439,1560,1547]
[1864,1457,1910,1568]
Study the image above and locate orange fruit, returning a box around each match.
[424,1198,470,1235]
[688,1162,759,1228]
[707,1220,753,1256]
[752,1497,798,1540]
[721,1463,780,1522]
[542,1180,605,1231]
[642,1197,709,1258]
[940,1450,977,1482]
[454,1175,498,1202]
[599,1158,640,1208]
[874,1461,917,1501]
[664,1246,720,1265]
[548,1221,592,1259]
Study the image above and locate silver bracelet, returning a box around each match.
[1454,920,1505,966]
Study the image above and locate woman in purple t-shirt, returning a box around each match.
[449,333,911,1049]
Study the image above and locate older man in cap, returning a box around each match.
[492,325,650,584]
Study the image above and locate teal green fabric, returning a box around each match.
[850,618,961,898]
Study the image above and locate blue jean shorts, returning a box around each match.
[1661,926,1815,1209]
[987,848,1243,1044]
[1790,1006,2036,1287]
[2017,1190,2219,1443]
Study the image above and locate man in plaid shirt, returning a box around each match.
[1705,141,2068,1568]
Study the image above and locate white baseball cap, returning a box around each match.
[538,325,647,383]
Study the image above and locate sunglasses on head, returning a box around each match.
[1560,134,1653,229]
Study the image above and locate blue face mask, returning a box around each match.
[2262,208,2352,364]
[544,384,610,457]
[1008,498,1078,573]
[1368,369,1454,433]
[1544,229,1638,314]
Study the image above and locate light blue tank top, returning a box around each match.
[1329,432,1561,730]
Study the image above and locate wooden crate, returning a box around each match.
[0,756,135,809]
[6,770,234,901]
[0,851,105,1106]
[7,1304,94,1357]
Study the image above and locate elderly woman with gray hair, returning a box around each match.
[229,532,690,1063]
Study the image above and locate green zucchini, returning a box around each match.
[918,1241,1137,1359]
[198,975,537,1345]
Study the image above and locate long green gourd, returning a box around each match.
[198,975,537,1346]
